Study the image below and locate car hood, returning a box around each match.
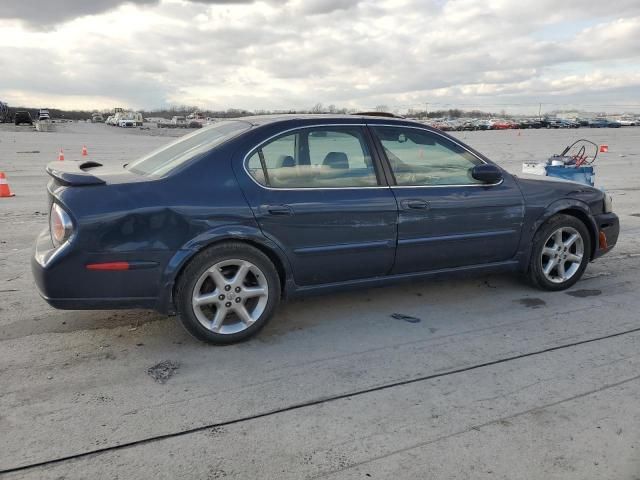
[514,174,604,208]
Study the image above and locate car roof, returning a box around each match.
[239,113,428,129]
[224,113,494,166]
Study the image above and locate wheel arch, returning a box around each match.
[158,227,292,314]
[528,199,598,264]
[556,207,597,259]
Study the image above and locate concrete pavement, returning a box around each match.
[1,122,639,479]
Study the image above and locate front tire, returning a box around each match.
[528,214,591,291]
[175,242,281,344]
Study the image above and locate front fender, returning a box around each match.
[156,225,293,313]
[534,198,596,234]
[518,198,598,270]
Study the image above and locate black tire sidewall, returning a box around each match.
[529,214,592,291]
[176,242,281,344]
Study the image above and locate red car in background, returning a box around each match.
[491,119,513,130]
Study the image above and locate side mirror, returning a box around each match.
[471,164,503,184]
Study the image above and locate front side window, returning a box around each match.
[371,126,483,186]
[127,120,251,176]
[246,127,378,188]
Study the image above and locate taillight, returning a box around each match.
[50,203,73,247]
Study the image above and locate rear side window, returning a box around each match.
[127,121,251,177]
[371,126,483,186]
[246,127,378,188]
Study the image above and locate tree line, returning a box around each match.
[1,102,501,121]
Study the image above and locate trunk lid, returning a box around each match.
[45,161,144,186]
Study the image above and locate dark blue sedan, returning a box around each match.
[32,115,619,343]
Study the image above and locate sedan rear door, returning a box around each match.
[237,125,398,286]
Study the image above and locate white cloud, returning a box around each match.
[0,0,639,113]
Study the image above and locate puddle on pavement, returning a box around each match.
[515,298,546,309]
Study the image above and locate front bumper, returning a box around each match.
[592,212,619,259]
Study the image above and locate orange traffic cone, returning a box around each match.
[58,148,65,161]
[81,145,88,156]
[0,172,15,197]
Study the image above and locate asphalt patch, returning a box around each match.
[566,289,602,298]
[390,313,421,323]
[147,360,180,384]
[516,298,546,309]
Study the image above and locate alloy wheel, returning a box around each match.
[192,259,269,334]
[540,226,585,284]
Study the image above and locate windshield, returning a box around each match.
[127,120,251,176]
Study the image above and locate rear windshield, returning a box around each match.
[127,120,251,176]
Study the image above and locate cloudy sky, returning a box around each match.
[1,0,639,113]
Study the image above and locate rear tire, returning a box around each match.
[175,242,281,344]
[527,214,591,291]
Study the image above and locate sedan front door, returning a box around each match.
[370,125,524,274]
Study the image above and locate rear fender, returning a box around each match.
[157,225,293,313]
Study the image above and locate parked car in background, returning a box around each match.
[589,119,607,128]
[459,121,477,131]
[38,109,51,121]
[474,120,492,130]
[432,121,454,131]
[491,119,511,130]
[541,118,571,129]
[14,110,33,125]
[117,112,143,128]
[518,119,543,129]
[558,119,580,128]
[91,113,105,123]
[32,115,619,344]
[187,111,207,126]
[618,118,637,126]
[118,117,135,128]
[172,116,187,127]
[589,118,620,128]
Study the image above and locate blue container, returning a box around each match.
[545,165,594,186]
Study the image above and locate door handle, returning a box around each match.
[401,199,429,210]
[262,204,293,216]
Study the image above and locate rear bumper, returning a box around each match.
[32,228,164,311]
[34,290,158,311]
[592,212,619,259]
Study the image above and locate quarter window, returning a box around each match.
[246,127,378,188]
[372,126,483,186]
